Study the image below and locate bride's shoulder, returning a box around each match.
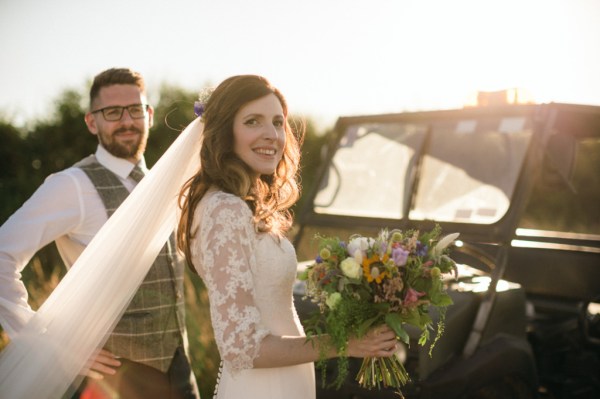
[201,189,251,218]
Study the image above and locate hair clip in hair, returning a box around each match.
[194,101,205,117]
[194,87,214,118]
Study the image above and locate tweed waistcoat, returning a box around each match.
[74,155,186,372]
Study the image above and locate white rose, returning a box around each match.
[326,292,342,309]
[340,257,362,280]
[347,237,364,256]
[347,237,373,259]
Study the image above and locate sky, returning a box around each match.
[1,0,600,129]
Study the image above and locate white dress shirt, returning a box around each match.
[0,145,147,338]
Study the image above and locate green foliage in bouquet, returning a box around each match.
[298,225,459,394]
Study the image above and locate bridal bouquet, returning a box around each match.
[298,225,458,394]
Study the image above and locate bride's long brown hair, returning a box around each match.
[177,75,304,269]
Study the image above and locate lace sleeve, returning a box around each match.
[193,192,270,373]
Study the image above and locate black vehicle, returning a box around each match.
[292,93,600,399]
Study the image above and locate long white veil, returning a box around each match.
[0,118,204,399]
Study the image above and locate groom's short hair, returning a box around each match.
[89,68,146,107]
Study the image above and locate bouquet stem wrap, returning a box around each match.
[358,355,409,389]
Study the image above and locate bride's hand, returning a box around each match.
[346,325,398,358]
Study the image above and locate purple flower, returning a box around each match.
[315,255,323,263]
[416,241,428,257]
[194,101,205,117]
[392,247,409,266]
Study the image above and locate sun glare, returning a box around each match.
[383,0,586,110]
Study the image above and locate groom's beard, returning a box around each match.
[99,126,148,160]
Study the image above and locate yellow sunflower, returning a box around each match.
[362,254,390,284]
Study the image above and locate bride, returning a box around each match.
[177,75,398,398]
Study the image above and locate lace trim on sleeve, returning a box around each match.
[193,192,270,374]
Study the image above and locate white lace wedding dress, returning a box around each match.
[190,189,316,399]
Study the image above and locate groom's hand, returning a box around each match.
[84,349,122,380]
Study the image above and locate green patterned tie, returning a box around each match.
[129,165,145,183]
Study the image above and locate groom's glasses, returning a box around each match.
[91,104,149,121]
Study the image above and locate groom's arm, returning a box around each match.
[0,173,82,337]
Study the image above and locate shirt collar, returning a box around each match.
[94,145,148,180]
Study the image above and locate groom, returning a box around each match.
[0,68,199,398]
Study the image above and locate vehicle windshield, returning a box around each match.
[314,116,533,224]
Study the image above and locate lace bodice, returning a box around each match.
[190,190,303,374]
